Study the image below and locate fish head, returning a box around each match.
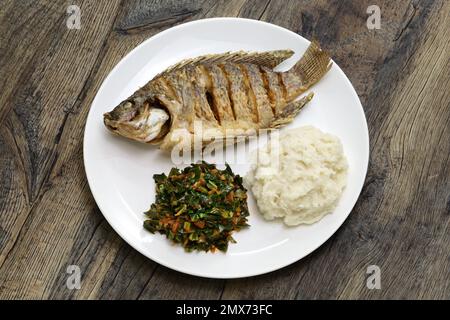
[103,96,170,143]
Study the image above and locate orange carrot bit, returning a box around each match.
[226,191,234,202]
[194,221,205,229]
[171,220,180,233]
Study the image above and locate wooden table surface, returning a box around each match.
[0,0,449,300]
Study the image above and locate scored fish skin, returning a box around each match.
[243,63,274,127]
[221,63,255,124]
[103,42,332,150]
[203,64,235,124]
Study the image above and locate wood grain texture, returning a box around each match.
[0,0,448,299]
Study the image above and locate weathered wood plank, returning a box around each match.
[115,0,205,34]
[0,0,72,271]
[0,0,123,299]
[0,0,448,300]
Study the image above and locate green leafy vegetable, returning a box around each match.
[143,162,250,252]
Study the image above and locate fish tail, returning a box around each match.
[292,41,332,89]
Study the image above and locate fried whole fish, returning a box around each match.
[103,41,332,151]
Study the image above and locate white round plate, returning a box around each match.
[84,18,369,278]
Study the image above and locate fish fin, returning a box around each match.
[155,50,294,78]
[291,41,332,89]
[270,92,314,128]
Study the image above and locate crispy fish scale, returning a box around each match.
[173,69,195,123]
[237,64,258,124]
[259,66,286,115]
[220,63,256,124]
[185,67,219,125]
[156,76,179,102]
[280,72,303,101]
[241,63,274,127]
[202,65,235,124]
[161,72,185,111]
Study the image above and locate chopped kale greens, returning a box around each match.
[144,162,249,252]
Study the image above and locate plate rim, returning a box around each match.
[83,17,370,279]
